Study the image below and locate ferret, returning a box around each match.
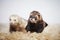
[9,15,27,33]
[25,11,48,33]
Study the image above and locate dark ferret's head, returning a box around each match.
[28,11,43,23]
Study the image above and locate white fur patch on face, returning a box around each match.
[9,15,19,25]
[29,18,36,23]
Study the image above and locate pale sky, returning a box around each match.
[0,0,60,24]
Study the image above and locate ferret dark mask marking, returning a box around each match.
[25,11,48,33]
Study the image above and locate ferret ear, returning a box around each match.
[28,18,31,22]
[45,22,48,27]
[43,22,48,27]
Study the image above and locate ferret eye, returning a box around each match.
[9,19,11,21]
[30,16,32,18]
[38,15,40,17]
[35,17,37,20]
[14,19,16,21]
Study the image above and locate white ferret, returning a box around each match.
[9,15,27,33]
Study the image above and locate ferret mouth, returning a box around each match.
[30,21,36,23]
[30,20,37,23]
[10,23,18,26]
[29,18,37,23]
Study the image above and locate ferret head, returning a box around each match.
[28,11,43,23]
[9,15,21,26]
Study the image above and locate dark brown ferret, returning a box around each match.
[25,11,48,33]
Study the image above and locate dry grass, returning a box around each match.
[0,23,60,40]
[0,32,60,40]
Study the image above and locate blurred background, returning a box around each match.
[0,1,60,40]
[0,0,60,24]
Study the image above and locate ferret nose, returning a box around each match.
[10,21,15,24]
[31,18,35,22]
[32,19,35,21]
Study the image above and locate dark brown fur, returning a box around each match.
[25,11,48,33]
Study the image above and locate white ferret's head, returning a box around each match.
[9,15,21,26]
